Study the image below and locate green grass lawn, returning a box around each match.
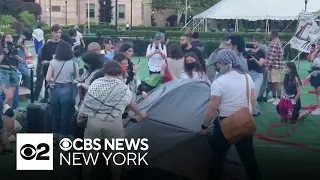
[1,58,320,179]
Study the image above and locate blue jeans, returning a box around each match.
[0,98,4,134]
[50,84,75,136]
[249,71,264,115]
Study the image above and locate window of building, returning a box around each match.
[51,6,61,12]
[118,4,125,19]
[86,3,95,18]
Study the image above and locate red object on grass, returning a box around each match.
[302,76,310,86]
[26,52,33,64]
[301,104,317,110]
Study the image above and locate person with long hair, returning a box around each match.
[46,41,79,144]
[276,62,302,122]
[160,43,184,80]
[79,60,147,180]
[119,43,141,100]
[0,33,23,117]
[180,53,210,84]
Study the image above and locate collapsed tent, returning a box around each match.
[123,80,247,180]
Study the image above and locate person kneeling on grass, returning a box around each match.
[276,62,302,123]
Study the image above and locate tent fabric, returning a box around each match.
[123,80,246,180]
[194,0,320,20]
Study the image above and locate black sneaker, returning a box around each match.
[253,112,261,117]
[0,148,14,156]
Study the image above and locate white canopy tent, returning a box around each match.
[183,0,320,32]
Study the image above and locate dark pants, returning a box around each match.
[50,83,75,136]
[211,117,261,180]
[34,73,49,101]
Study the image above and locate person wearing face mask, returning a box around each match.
[79,60,147,180]
[180,33,206,72]
[245,36,265,117]
[180,53,210,85]
[119,44,141,101]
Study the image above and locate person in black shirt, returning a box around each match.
[180,33,206,72]
[246,36,265,116]
[34,24,62,102]
[191,32,204,54]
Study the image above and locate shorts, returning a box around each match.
[310,74,320,88]
[267,69,281,83]
[0,68,19,88]
[84,116,125,139]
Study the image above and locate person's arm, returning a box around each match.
[197,50,206,72]
[251,51,265,67]
[248,76,256,110]
[0,54,4,64]
[146,45,154,59]
[293,77,301,103]
[80,33,85,48]
[202,95,220,128]
[45,63,53,82]
[40,43,51,65]
[129,100,146,119]
[160,45,167,58]
[160,61,167,77]
[14,54,23,63]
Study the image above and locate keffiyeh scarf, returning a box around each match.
[214,49,246,79]
[82,76,129,117]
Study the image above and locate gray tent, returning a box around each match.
[123,80,246,180]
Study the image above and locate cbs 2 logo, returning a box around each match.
[20,143,50,160]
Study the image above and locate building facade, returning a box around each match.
[36,0,175,27]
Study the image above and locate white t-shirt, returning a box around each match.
[146,43,167,72]
[75,31,82,45]
[180,71,210,84]
[210,71,255,117]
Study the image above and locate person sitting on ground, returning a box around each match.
[160,43,185,80]
[103,38,115,62]
[276,62,302,122]
[87,42,107,63]
[206,42,232,82]
[180,53,210,85]
[79,60,147,180]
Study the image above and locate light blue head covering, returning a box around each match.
[214,49,246,79]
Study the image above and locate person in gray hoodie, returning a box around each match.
[228,35,249,73]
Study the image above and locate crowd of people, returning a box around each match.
[0,23,320,180]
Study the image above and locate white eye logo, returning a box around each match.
[59,138,72,151]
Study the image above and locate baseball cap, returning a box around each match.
[154,33,161,40]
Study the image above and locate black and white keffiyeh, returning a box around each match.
[82,76,130,117]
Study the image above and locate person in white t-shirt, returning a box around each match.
[32,25,44,55]
[146,33,167,75]
[74,26,85,49]
[200,49,261,180]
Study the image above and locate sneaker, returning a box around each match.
[272,98,280,105]
[0,148,14,156]
[267,98,276,103]
[311,108,320,116]
[2,104,14,117]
